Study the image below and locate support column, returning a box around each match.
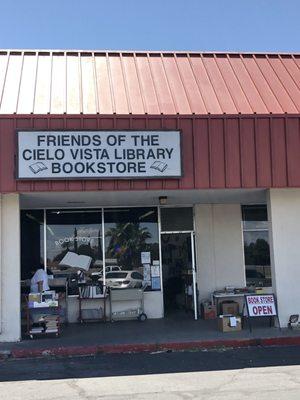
[267,189,300,327]
[195,204,245,302]
[0,193,21,342]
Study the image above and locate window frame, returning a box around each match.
[242,205,272,288]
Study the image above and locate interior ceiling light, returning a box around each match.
[139,210,154,220]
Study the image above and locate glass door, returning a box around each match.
[161,232,198,320]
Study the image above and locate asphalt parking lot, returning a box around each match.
[1,345,300,382]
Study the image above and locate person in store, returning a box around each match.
[30,264,50,293]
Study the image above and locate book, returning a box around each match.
[150,161,168,173]
[59,251,92,271]
[31,301,51,308]
[30,328,44,333]
[29,162,48,174]
[28,293,41,302]
[44,316,58,321]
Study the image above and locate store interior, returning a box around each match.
[161,233,195,316]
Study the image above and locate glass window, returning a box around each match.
[106,272,128,279]
[23,207,161,294]
[242,205,272,288]
[244,231,270,266]
[21,210,44,280]
[46,209,102,294]
[242,205,268,230]
[132,272,143,280]
[104,207,160,291]
[161,207,193,232]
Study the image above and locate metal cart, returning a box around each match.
[78,285,108,323]
[26,303,61,339]
[109,287,147,322]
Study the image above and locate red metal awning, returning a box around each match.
[0,50,299,115]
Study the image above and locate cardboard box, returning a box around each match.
[221,301,239,316]
[218,315,242,332]
[201,303,216,320]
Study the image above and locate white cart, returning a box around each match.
[109,287,147,322]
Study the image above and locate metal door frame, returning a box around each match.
[160,230,198,320]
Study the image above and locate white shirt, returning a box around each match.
[30,269,50,293]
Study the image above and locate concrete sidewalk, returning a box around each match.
[1,317,300,359]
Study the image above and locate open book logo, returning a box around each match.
[150,161,168,173]
[29,162,48,174]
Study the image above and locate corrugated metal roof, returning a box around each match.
[0,50,299,115]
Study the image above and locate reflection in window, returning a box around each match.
[242,205,272,287]
[104,208,160,290]
[46,210,102,294]
[24,207,160,294]
[46,210,102,268]
[244,231,270,266]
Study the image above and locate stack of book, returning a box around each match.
[44,315,59,334]
[29,326,44,334]
[29,315,59,335]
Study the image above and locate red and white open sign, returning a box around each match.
[245,294,277,317]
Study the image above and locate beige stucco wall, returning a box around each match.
[0,193,21,342]
[194,204,245,304]
[267,189,300,327]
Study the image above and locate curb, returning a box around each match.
[0,335,299,360]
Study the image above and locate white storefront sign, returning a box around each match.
[246,294,277,317]
[17,130,182,179]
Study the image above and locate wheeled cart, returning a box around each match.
[78,286,108,323]
[26,305,61,339]
[110,287,147,322]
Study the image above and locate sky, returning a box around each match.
[0,0,299,52]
